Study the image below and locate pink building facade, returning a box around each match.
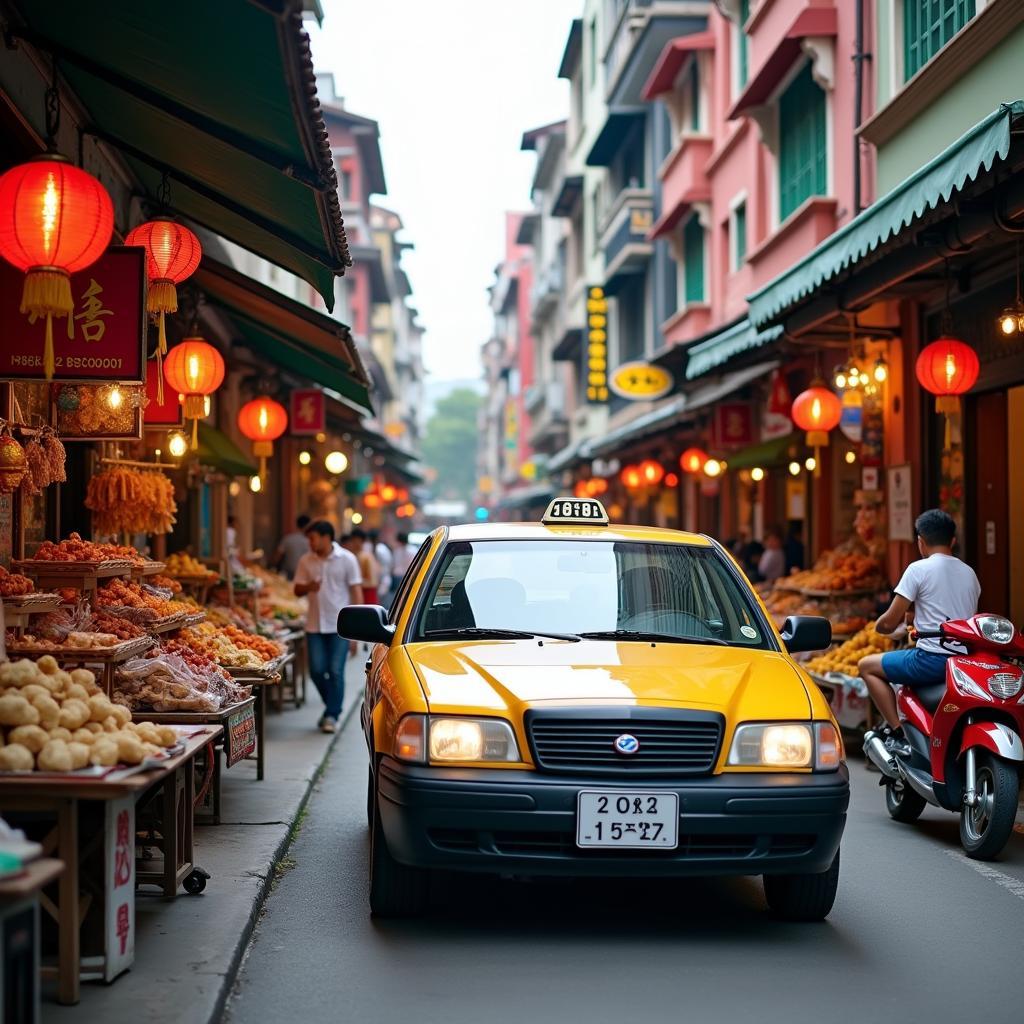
[645,0,873,353]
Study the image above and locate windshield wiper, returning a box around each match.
[422,627,581,642]
[576,629,728,646]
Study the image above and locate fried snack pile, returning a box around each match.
[115,652,250,712]
[85,467,177,536]
[0,566,34,597]
[805,625,899,677]
[0,657,177,772]
[179,625,265,670]
[95,579,180,620]
[33,534,145,563]
[165,552,218,580]
[87,611,149,641]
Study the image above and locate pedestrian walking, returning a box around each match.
[757,528,786,583]
[273,514,311,579]
[294,520,363,733]
[370,528,393,605]
[343,527,379,605]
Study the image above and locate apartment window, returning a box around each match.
[778,63,827,222]
[732,201,747,269]
[683,216,705,304]
[738,0,750,88]
[904,0,976,80]
[687,58,700,131]
[588,18,597,87]
[590,185,601,253]
[617,275,646,363]
[338,167,353,200]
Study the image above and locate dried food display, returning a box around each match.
[31,534,145,564]
[87,611,149,641]
[165,552,219,580]
[94,579,181,620]
[806,624,901,678]
[85,466,177,536]
[0,566,35,597]
[114,651,251,713]
[150,574,183,595]
[0,657,179,772]
[19,427,67,496]
[178,625,265,670]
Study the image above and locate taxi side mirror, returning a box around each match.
[780,615,832,654]
[338,605,395,646]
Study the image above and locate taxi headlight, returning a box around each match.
[428,717,520,763]
[728,722,814,769]
[978,615,1015,645]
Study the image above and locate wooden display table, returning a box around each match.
[276,630,307,710]
[132,697,257,823]
[0,859,65,1024]
[0,729,218,1005]
[4,636,156,696]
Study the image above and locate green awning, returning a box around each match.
[726,433,802,470]
[685,319,783,380]
[196,259,372,418]
[197,423,257,478]
[12,1,350,307]
[748,101,1023,329]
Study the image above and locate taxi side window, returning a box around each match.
[387,536,434,625]
[422,549,474,632]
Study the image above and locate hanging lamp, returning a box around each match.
[791,383,841,477]
[237,396,288,482]
[163,338,225,447]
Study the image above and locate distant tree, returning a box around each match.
[421,388,481,501]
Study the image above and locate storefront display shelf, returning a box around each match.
[130,560,167,579]
[11,560,136,593]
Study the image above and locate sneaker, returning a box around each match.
[882,726,911,759]
[320,717,337,734]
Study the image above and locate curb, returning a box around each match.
[208,692,362,1024]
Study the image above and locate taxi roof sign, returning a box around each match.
[541,497,609,526]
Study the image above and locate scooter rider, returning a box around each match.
[859,509,980,756]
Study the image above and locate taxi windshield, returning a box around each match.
[415,539,770,648]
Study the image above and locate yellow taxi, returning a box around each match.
[340,498,847,920]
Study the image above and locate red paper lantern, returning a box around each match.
[664,472,679,488]
[0,155,114,378]
[791,385,842,448]
[380,483,399,503]
[915,337,979,409]
[164,338,225,447]
[620,464,642,489]
[639,459,664,486]
[238,396,288,480]
[679,447,708,474]
[124,219,202,401]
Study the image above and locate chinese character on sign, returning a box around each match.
[114,809,131,888]
[74,278,113,343]
[289,388,325,435]
[713,403,753,448]
[116,902,130,955]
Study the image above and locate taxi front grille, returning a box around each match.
[526,712,723,776]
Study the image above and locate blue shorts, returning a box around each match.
[881,648,950,687]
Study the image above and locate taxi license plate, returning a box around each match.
[576,791,679,849]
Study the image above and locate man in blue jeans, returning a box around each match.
[293,520,363,733]
[859,508,980,756]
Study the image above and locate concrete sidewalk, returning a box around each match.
[42,656,365,1024]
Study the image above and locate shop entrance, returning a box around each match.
[967,391,1009,616]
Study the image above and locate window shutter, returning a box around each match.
[734,203,747,267]
[683,217,705,304]
[778,63,827,222]
[904,0,976,81]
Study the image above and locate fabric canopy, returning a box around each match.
[197,422,257,478]
[12,0,350,307]
[685,319,783,380]
[725,433,801,470]
[747,101,1023,329]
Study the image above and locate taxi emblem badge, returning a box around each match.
[614,733,640,756]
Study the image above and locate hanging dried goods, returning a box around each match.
[85,466,177,535]
[0,433,27,493]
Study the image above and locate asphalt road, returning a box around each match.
[227,710,1024,1024]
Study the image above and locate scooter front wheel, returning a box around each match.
[959,753,1018,860]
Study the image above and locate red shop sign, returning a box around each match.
[712,402,753,449]
[290,388,325,436]
[0,246,146,383]
[143,359,184,426]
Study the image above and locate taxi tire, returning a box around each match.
[762,849,840,922]
[369,778,428,917]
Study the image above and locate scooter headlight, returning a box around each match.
[988,669,1023,700]
[977,615,1015,645]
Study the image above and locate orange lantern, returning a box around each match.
[639,459,664,486]
[0,155,114,379]
[791,383,842,477]
[163,338,225,447]
[380,483,399,503]
[620,464,642,489]
[124,219,202,402]
[916,336,978,449]
[679,447,708,474]
[237,397,288,480]
[364,493,383,509]
[664,472,679,488]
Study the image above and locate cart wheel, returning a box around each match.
[184,867,210,895]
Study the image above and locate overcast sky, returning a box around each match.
[310,0,581,384]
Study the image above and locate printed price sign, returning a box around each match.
[0,247,146,383]
[104,796,135,980]
[226,701,256,767]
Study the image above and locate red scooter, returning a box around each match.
[864,614,1024,860]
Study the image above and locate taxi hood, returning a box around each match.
[404,639,812,721]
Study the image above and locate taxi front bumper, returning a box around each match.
[376,758,849,878]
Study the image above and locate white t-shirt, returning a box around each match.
[895,553,981,655]
[294,543,362,634]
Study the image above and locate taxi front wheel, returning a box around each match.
[369,778,428,917]
[763,849,840,922]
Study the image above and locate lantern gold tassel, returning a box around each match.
[21,269,74,381]
[148,280,178,406]
[156,344,165,405]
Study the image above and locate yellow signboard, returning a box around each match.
[609,361,674,401]
[586,286,609,403]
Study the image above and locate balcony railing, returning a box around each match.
[599,188,654,273]
[529,261,565,317]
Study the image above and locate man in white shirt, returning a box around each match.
[391,531,416,579]
[370,529,394,605]
[293,520,363,733]
[859,508,980,754]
